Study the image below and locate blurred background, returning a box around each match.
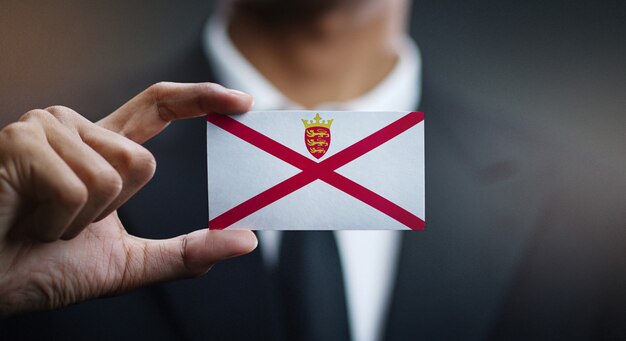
[1,0,625,165]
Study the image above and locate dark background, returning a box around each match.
[1,0,625,168]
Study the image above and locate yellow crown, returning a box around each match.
[302,113,333,129]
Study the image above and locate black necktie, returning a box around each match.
[278,231,351,341]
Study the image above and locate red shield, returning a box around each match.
[304,126,331,159]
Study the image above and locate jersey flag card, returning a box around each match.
[206,111,425,230]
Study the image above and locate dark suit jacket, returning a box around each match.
[2,39,625,341]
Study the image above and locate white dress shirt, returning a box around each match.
[203,11,422,341]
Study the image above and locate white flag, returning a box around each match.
[207,110,425,230]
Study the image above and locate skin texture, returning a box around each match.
[229,0,408,107]
[0,82,258,316]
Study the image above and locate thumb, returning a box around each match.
[122,229,257,288]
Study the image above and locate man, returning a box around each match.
[2,0,626,340]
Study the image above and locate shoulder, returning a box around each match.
[420,77,562,190]
[419,76,626,338]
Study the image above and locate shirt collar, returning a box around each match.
[203,10,422,111]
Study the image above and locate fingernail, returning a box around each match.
[227,88,250,98]
[225,89,254,111]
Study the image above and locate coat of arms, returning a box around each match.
[302,113,333,159]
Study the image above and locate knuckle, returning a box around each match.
[198,82,214,91]
[19,109,52,123]
[45,105,76,121]
[58,181,89,210]
[1,122,29,138]
[200,81,219,89]
[117,144,157,184]
[198,82,221,96]
[149,82,172,122]
[150,81,171,93]
[89,167,124,199]
[148,82,172,104]
[45,105,70,114]
[197,83,226,112]
[133,148,157,182]
[0,122,42,147]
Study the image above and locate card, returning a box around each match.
[207,110,425,230]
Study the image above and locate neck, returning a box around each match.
[228,2,407,108]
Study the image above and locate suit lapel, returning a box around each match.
[384,81,540,340]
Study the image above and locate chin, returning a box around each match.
[231,0,374,25]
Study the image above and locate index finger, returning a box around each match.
[97,82,253,144]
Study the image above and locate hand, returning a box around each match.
[0,82,257,316]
